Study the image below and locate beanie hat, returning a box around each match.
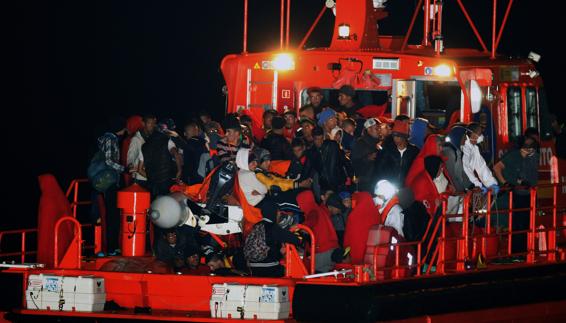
[317,109,337,127]
[391,120,410,137]
[339,191,351,200]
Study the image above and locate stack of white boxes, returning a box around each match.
[210,283,290,320]
[26,274,106,312]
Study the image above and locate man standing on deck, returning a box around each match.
[127,114,157,188]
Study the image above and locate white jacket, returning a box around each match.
[380,201,405,238]
[127,131,147,181]
[461,139,497,188]
[236,149,268,206]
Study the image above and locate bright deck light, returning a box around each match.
[433,64,452,77]
[338,23,351,39]
[272,53,295,71]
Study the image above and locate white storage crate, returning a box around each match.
[25,274,106,312]
[210,283,290,320]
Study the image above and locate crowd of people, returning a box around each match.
[90,85,564,276]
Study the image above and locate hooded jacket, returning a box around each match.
[410,156,444,217]
[405,135,442,187]
[298,191,339,254]
[343,192,381,264]
[236,148,268,206]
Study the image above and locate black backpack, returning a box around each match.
[87,151,119,192]
[142,132,176,183]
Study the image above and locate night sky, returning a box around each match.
[14,1,562,229]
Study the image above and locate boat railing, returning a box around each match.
[0,178,100,264]
[285,224,316,278]
[369,183,566,279]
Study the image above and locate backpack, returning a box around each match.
[87,151,119,192]
[142,132,176,183]
[244,222,270,262]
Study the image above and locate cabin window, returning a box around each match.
[415,81,461,129]
[525,87,538,129]
[300,88,390,112]
[538,88,553,140]
[507,87,522,141]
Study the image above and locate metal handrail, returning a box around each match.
[53,216,82,268]
[0,178,97,264]
[286,224,316,276]
[368,182,565,279]
[0,228,38,263]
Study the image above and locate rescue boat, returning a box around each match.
[3,1,566,322]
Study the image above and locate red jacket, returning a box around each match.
[410,170,440,217]
[343,192,381,264]
[405,134,442,188]
[297,191,339,254]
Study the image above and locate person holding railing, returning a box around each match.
[461,123,499,195]
[493,136,539,259]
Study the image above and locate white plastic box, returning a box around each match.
[26,274,106,312]
[210,283,290,320]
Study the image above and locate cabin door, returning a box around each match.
[392,80,416,119]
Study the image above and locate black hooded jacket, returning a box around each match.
[308,139,351,192]
[374,142,419,187]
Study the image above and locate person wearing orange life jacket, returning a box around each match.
[409,156,450,218]
[374,180,405,238]
[343,192,381,264]
[298,191,348,272]
[405,134,444,188]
